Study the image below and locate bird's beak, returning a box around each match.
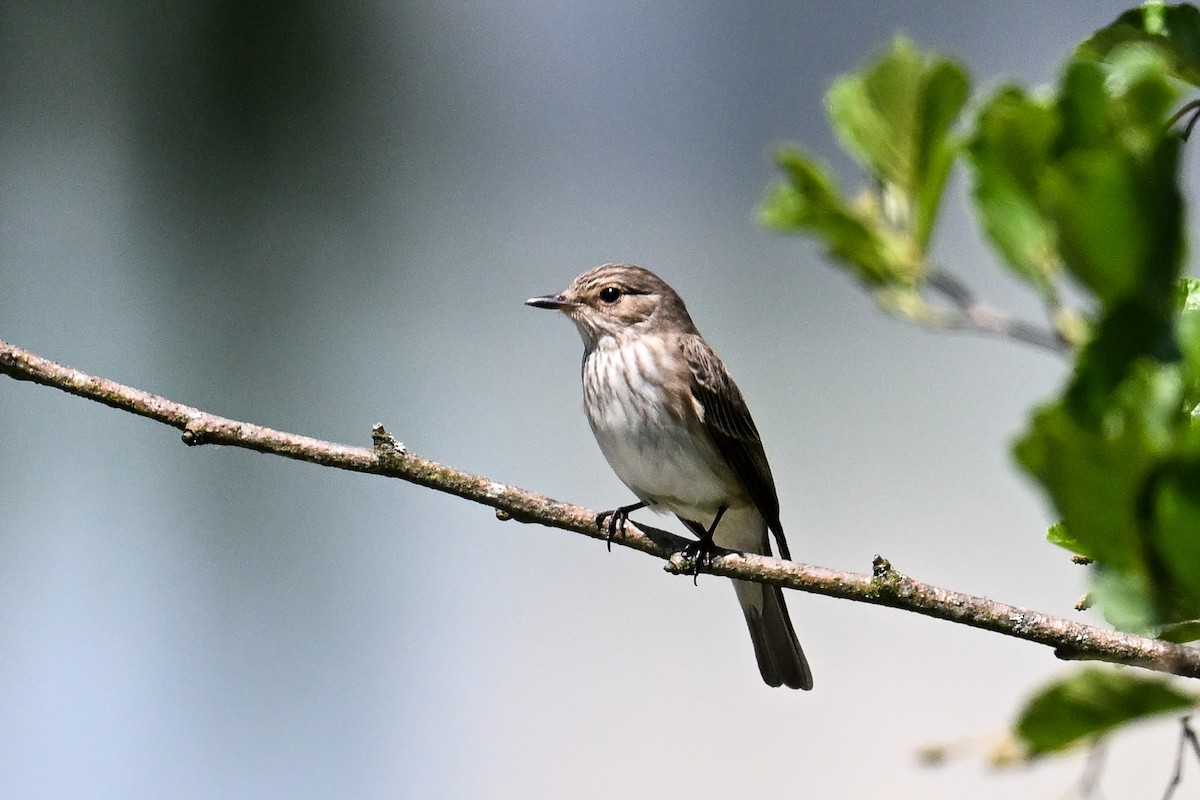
[525,294,579,311]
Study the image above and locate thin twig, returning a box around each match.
[1168,99,1200,141]
[924,270,1072,356]
[3,337,1200,678]
[1163,716,1200,800]
[1074,739,1107,800]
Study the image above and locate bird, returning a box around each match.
[526,263,812,690]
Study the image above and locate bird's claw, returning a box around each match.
[680,536,721,586]
[595,510,622,551]
[596,503,642,552]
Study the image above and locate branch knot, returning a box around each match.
[371,423,407,457]
[870,554,910,599]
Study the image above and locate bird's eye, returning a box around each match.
[598,286,623,304]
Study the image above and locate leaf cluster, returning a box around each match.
[762,1,1200,764]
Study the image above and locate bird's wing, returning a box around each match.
[679,335,791,560]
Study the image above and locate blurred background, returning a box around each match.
[0,1,1189,797]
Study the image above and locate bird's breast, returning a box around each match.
[581,337,738,519]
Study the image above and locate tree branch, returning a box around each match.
[923,269,1074,356]
[3,337,1198,679]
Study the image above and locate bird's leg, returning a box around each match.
[596,501,647,551]
[681,506,728,585]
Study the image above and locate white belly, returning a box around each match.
[582,338,733,522]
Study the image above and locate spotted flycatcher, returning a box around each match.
[526,263,812,690]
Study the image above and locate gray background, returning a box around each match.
[0,1,1185,797]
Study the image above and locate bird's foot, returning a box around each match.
[680,535,723,586]
[678,506,729,585]
[595,501,647,552]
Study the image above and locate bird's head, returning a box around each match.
[526,263,697,346]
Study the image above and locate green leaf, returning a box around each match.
[762,39,970,291]
[1153,462,1200,608]
[761,148,917,286]
[1105,43,1181,141]
[967,49,1180,305]
[1079,3,1200,87]
[1020,280,1200,631]
[1175,278,1200,416]
[1017,291,1200,632]
[967,87,1060,291]
[1046,522,1091,559]
[1089,556,1200,638]
[1016,668,1197,756]
[1157,618,1200,644]
[1090,566,1159,634]
[1015,357,1185,578]
[1067,304,1177,422]
[826,37,968,250]
[1055,57,1110,153]
[1042,60,1182,308]
[913,59,970,249]
[1176,278,1200,366]
[1042,150,1149,306]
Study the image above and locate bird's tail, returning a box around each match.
[733,578,813,690]
[682,511,813,690]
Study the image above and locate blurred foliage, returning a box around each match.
[762,38,967,305]
[1016,668,1197,756]
[762,0,1200,770]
